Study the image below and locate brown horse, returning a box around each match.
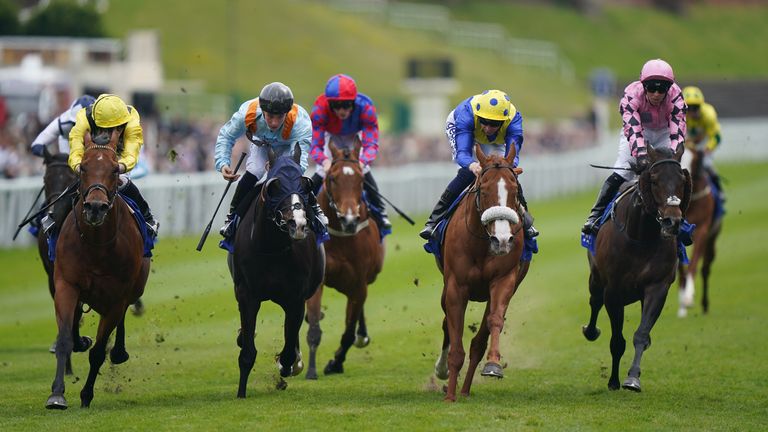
[305,137,384,379]
[46,130,150,409]
[433,143,530,402]
[677,147,722,317]
[230,144,325,397]
[37,148,79,370]
[582,143,690,392]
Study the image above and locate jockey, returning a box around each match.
[682,85,724,193]
[309,74,391,230]
[69,94,159,237]
[419,89,539,240]
[582,59,686,235]
[216,82,326,238]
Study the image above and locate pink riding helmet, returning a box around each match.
[639,59,675,82]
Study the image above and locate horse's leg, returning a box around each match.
[679,221,709,317]
[582,269,603,341]
[354,307,370,348]
[482,276,517,378]
[80,308,121,408]
[65,304,93,376]
[701,224,720,314]
[434,314,450,380]
[325,286,367,375]
[46,281,78,409]
[278,300,305,380]
[461,303,491,396]
[623,284,670,392]
[109,312,130,364]
[443,279,469,402]
[237,297,259,398]
[305,286,324,380]
[604,297,626,391]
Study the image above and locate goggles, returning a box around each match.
[329,100,354,110]
[643,79,672,94]
[478,117,504,128]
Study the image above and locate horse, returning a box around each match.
[582,143,691,392]
[230,144,325,398]
[305,137,384,379]
[433,143,530,402]
[46,130,150,409]
[677,146,722,317]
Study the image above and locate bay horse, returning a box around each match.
[677,147,722,317]
[47,130,150,409]
[582,143,691,392]
[305,137,384,379]
[433,143,530,402]
[230,144,325,398]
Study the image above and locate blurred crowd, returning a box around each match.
[0,103,597,179]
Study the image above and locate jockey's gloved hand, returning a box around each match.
[634,153,649,173]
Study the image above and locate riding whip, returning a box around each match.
[196,151,247,251]
[12,186,44,241]
[363,179,415,225]
[16,179,79,237]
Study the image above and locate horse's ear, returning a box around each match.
[647,144,658,161]
[674,142,685,161]
[109,128,120,147]
[681,168,692,216]
[475,143,488,166]
[352,135,362,159]
[292,142,301,164]
[328,137,342,160]
[264,178,279,201]
[42,145,52,163]
[267,145,276,167]
[638,171,656,215]
[505,141,517,166]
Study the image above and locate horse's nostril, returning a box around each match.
[99,203,109,213]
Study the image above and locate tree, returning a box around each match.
[0,0,20,35]
[24,1,106,38]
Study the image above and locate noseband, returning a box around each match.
[324,156,364,221]
[271,199,304,233]
[467,163,523,239]
[638,158,683,224]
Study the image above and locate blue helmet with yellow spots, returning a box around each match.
[471,90,515,121]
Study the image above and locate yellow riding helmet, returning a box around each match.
[682,86,705,106]
[92,94,132,128]
[471,89,516,121]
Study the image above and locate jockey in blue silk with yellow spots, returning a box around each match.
[418,89,539,240]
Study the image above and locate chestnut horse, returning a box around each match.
[582,143,690,392]
[305,137,384,379]
[46,131,150,409]
[230,144,325,397]
[433,143,530,402]
[677,147,722,317]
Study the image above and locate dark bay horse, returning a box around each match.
[305,138,384,379]
[230,144,325,397]
[582,143,690,392]
[677,147,722,317]
[434,143,530,402]
[47,130,150,409]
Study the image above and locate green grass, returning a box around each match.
[1,161,767,430]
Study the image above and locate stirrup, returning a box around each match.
[380,215,392,230]
[41,215,56,234]
[526,225,540,238]
[313,205,328,226]
[146,219,159,237]
[219,214,235,237]
[419,225,434,240]
[581,219,598,235]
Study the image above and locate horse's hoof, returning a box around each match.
[324,359,344,375]
[73,336,93,353]
[276,377,288,391]
[275,356,292,378]
[608,380,620,391]
[434,365,449,381]
[130,299,145,317]
[291,358,304,376]
[480,362,504,378]
[582,325,601,341]
[622,376,642,392]
[353,335,370,348]
[305,369,318,380]
[677,307,688,318]
[45,394,68,410]
[110,348,129,365]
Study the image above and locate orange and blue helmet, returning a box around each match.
[325,74,358,101]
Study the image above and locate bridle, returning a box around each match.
[466,162,523,240]
[75,145,120,245]
[323,155,370,235]
[636,158,683,225]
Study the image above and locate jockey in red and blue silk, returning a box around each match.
[310,74,391,230]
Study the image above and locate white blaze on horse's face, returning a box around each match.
[291,194,307,239]
[342,166,355,176]
[492,178,513,243]
[666,196,681,207]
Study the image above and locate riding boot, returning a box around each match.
[363,171,392,230]
[582,173,625,235]
[419,188,459,240]
[308,191,328,226]
[310,172,323,195]
[517,182,539,238]
[121,179,159,237]
[220,171,258,237]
